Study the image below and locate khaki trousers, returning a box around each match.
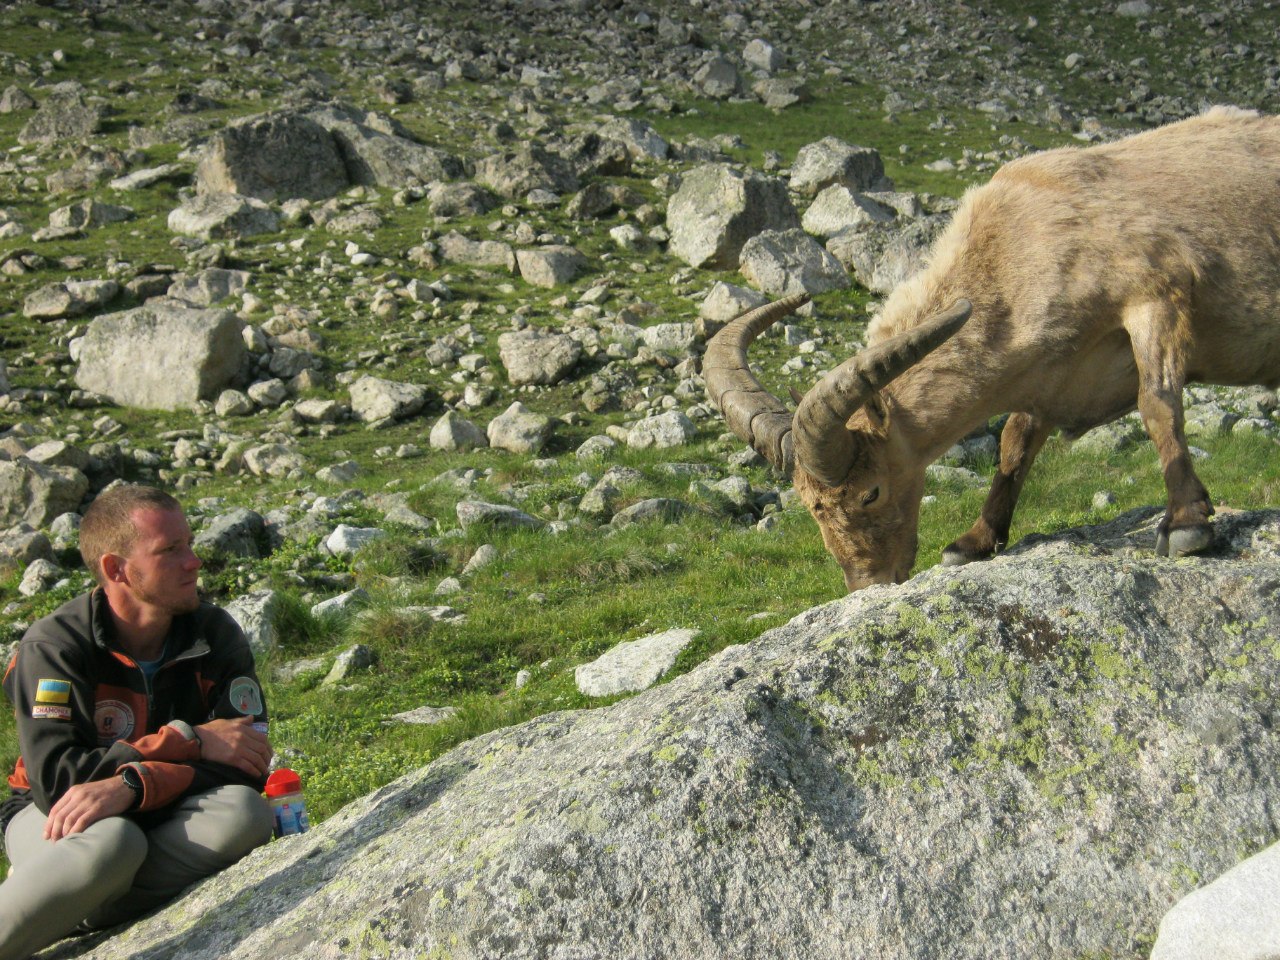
[0,784,273,960]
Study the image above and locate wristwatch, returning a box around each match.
[118,766,144,809]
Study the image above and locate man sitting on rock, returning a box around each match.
[0,484,274,959]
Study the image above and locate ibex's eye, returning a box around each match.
[861,486,880,507]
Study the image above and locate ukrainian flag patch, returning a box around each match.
[36,679,71,705]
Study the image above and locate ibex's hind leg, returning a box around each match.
[1124,299,1214,557]
[942,412,1054,566]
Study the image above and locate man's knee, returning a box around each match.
[191,785,274,863]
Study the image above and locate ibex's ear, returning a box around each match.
[864,391,891,432]
[788,386,804,406]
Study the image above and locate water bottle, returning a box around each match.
[265,768,310,837]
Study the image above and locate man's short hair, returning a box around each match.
[79,485,183,585]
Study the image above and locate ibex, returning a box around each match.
[705,106,1280,592]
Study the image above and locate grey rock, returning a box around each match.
[349,376,430,424]
[108,164,187,192]
[575,627,700,697]
[24,441,90,472]
[196,111,348,201]
[610,497,694,527]
[461,544,499,577]
[475,145,579,199]
[790,137,893,197]
[76,510,1280,960]
[322,644,377,686]
[75,305,245,410]
[247,379,289,408]
[242,443,307,479]
[739,228,850,298]
[627,410,697,449]
[316,460,360,485]
[667,164,800,270]
[743,38,786,74]
[753,78,809,111]
[167,269,250,307]
[638,323,696,355]
[427,183,496,218]
[23,280,120,321]
[0,86,35,114]
[18,558,62,598]
[0,525,55,578]
[294,399,342,424]
[595,117,669,160]
[694,56,741,99]
[0,461,88,529]
[456,500,544,531]
[486,401,554,455]
[827,214,949,295]
[214,390,255,417]
[310,588,370,618]
[307,103,464,189]
[429,410,489,452]
[324,524,387,556]
[18,85,103,145]
[224,589,282,658]
[575,435,618,460]
[388,705,459,725]
[168,193,280,241]
[802,186,897,238]
[497,330,582,385]
[438,231,515,271]
[515,246,587,289]
[1071,415,1145,455]
[47,199,134,231]
[195,508,267,559]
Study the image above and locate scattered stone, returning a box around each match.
[325,524,387,556]
[516,246,587,289]
[456,500,544,531]
[75,305,245,410]
[349,376,430,425]
[575,628,699,697]
[789,137,892,197]
[23,280,120,321]
[666,164,800,270]
[322,644,377,685]
[497,330,583,385]
[168,193,280,241]
[224,589,283,658]
[486,401,554,454]
[429,410,489,452]
[627,411,697,449]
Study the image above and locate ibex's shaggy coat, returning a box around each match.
[706,107,1280,591]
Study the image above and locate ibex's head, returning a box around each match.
[704,293,971,592]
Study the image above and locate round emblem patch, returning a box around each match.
[229,677,263,716]
[95,700,135,745]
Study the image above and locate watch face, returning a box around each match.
[121,767,143,792]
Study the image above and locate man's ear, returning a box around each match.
[101,553,127,584]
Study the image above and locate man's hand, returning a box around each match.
[194,716,273,778]
[44,777,136,841]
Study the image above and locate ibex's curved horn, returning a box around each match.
[703,292,811,475]
[794,299,973,487]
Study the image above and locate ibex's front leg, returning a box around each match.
[1124,299,1214,557]
[942,412,1053,566]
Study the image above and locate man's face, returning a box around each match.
[120,507,202,616]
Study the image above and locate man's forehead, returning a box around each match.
[128,506,191,538]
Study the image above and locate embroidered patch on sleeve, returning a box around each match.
[229,677,263,716]
[33,704,72,720]
[36,679,72,705]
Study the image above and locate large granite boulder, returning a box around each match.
[62,508,1280,960]
[789,137,893,197]
[666,164,799,270]
[195,112,348,201]
[738,227,851,298]
[0,461,88,529]
[497,329,582,386]
[306,103,463,188]
[17,83,103,145]
[167,194,280,240]
[74,306,245,410]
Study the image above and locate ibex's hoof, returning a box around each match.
[1167,524,1214,557]
[941,543,994,567]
